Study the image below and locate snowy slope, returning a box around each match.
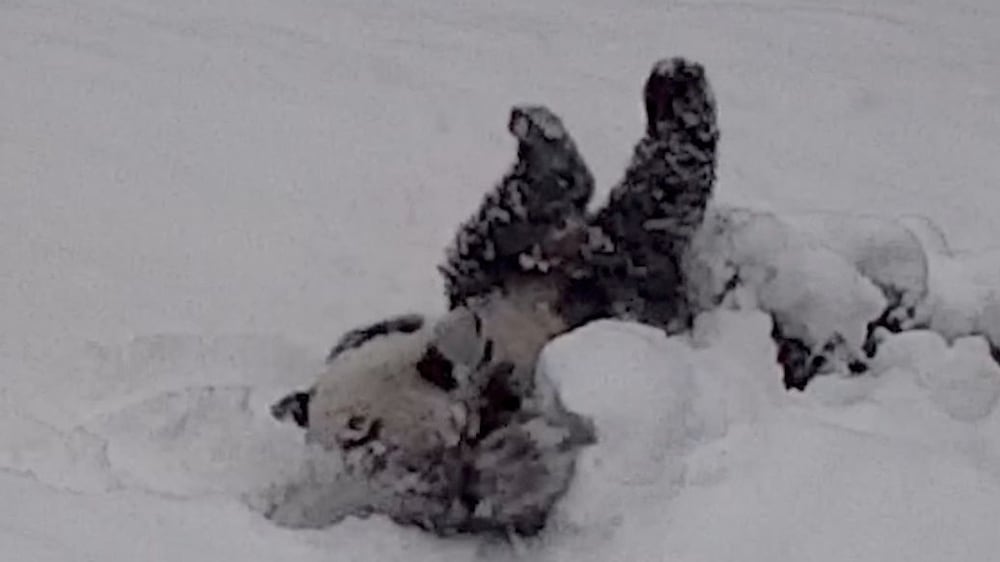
[3,0,1000,560]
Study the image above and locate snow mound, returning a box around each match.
[871,330,1000,422]
[686,206,887,367]
[912,245,1000,350]
[529,310,1000,561]
[783,211,929,327]
[527,310,784,560]
[684,206,1000,384]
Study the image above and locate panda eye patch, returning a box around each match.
[416,345,458,391]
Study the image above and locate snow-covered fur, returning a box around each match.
[439,105,595,309]
[439,57,720,338]
[581,57,720,333]
[267,294,594,537]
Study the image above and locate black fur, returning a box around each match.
[439,59,720,338]
[772,323,814,391]
[439,105,595,308]
[582,57,720,332]
[472,361,523,441]
[415,346,458,391]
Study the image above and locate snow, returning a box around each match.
[783,211,929,321]
[3,0,1000,560]
[687,206,888,366]
[871,331,1000,422]
[540,313,1000,562]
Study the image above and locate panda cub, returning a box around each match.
[269,295,594,537]
[268,56,721,537]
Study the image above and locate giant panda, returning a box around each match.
[267,56,723,537]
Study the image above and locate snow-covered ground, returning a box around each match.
[3,0,1000,560]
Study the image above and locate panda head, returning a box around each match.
[270,285,568,439]
[270,313,434,429]
[271,313,475,458]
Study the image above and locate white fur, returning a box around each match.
[306,326,467,456]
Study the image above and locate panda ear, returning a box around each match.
[271,390,313,428]
[416,346,458,391]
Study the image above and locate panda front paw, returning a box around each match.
[644,57,718,143]
[441,104,595,307]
